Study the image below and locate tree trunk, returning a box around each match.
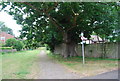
[62,32,78,58]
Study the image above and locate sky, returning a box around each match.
[0,11,22,37]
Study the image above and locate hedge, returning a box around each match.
[0,47,13,50]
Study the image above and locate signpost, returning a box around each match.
[81,32,85,64]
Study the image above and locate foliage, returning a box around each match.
[5,38,16,47]
[5,38,24,51]
[22,39,42,50]
[14,40,24,51]
[0,21,14,35]
[1,2,119,54]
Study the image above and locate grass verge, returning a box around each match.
[47,50,118,78]
[2,48,41,79]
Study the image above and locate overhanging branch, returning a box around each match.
[46,2,59,13]
[22,2,63,31]
[66,14,79,32]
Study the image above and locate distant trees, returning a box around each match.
[0,21,14,35]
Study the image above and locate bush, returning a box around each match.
[5,38,17,47]
[5,38,24,51]
[2,52,5,55]
[14,40,24,51]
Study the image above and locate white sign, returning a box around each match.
[81,32,85,64]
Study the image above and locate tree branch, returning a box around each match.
[46,2,59,13]
[23,2,63,31]
[97,2,118,7]
[23,2,44,13]
[45,12,63,31]
[66,14,79,32]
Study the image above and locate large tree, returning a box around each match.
[1,2,119,58]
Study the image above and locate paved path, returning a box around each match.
[38,50,80,79]
[82,70,119,79]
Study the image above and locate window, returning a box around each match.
[0,37,5,40]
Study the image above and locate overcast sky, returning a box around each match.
[0,11,22,37]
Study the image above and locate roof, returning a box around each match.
[90,35,102,42]
[0,32,14,38]
[81,35,103,42]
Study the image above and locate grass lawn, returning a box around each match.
[1,48,41,79]
[47,51,118,78]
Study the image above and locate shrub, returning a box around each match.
[5,38,17,47]
[2,52,5,55]
[14,40,24,51]
[5,38,24,51]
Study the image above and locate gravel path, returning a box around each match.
[38,50,80,79]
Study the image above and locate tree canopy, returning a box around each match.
[1,2,119,57]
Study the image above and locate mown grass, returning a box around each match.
[1,48,41,79]
[47,50,118,77]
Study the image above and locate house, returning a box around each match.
[81,35,103,44]
[90,35,103,43]
[0,32,14,43]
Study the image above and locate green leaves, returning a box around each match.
[1,2,119,50]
